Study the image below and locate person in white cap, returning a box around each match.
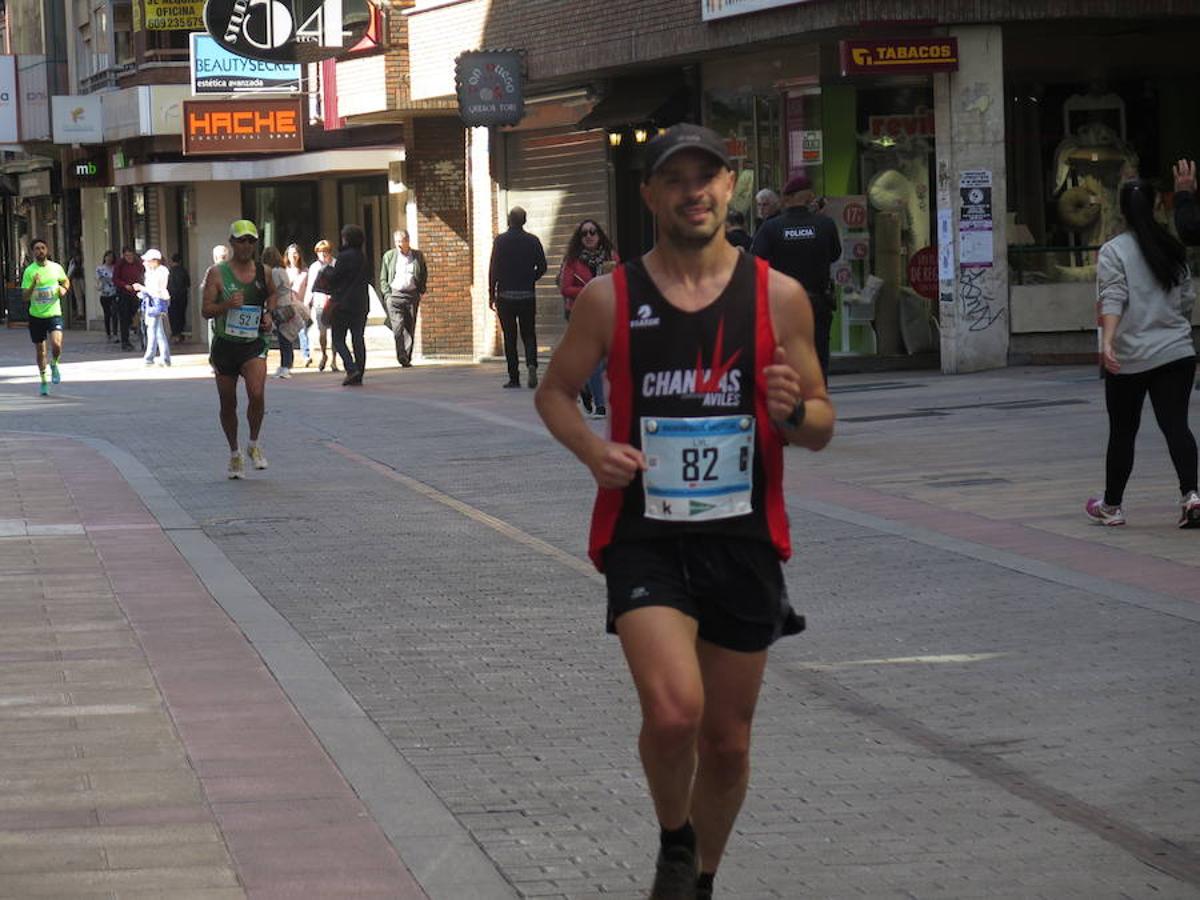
[133,249,171,366]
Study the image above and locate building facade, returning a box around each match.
[409,0,1200,372]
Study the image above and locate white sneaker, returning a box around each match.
[248,446,268,470]
[1085,497,1125,526]
[274,366,291,379]
[227,453,245,480]
[1179,490,1200,529]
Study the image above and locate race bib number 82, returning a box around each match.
[641,415,756,522]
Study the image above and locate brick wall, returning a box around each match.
[411,117,473,358]
[475,0,1199,83]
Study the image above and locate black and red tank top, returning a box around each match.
[588,252,791,570]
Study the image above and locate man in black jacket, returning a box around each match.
[751,173,841,382]
[1174,159,1200,245]
[328,224,371,385]
[489,207,547,388]
[379,229,428,367]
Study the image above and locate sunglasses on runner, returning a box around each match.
[231,236,258,244]
[580,228,598,237]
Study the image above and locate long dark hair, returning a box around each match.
[1120,179,1187,291]
[565,219,614,261]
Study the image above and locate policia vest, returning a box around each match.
[589,253,791,570]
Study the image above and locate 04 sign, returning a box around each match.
[203,0,377,64]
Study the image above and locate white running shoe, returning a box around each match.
[248,446,268,470]
[1085,497,1125,526]
[1179,490,1200,529]
[274,366,291,379]
[227,453,245,480]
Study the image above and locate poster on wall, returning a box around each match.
[823,196,870,291]
[0,56,16,144]
[958,169,994,268]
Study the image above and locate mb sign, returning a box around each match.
[203,0,378,63]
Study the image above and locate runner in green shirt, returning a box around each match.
[21,239,69,396]
[201,219,277,479]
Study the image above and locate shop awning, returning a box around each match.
[113,146,405,187]
[579,83,685,130]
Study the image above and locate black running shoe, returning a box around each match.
[580,385,594,414]
[649,844,698,900]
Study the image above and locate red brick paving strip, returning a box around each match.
[794,473,1200,604]
[47,436,429,899]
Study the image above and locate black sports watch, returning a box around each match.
[784,400,806,429]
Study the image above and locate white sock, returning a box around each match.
[248,441,258,450]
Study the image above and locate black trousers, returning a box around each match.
[100,294,118,337]
[117,293,138,346]
[814,302,833,385]
[168,294,188,338]
[332,306,367,375]
[496,297,537,381]
[386,291,420,365]
[1103,356,1198,505]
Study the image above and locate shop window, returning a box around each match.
[242,182,320,260]
[1006,82,1159,287]
[706,91,783,229]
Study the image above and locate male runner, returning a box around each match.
[536,124,834,900]
[21,239,70,396]
[201,220,277,478]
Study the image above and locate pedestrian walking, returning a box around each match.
[112,246,144,352]
[753,188,780,231]
[724,210,753,251]
[284,244,313,367]
[1087,178,1200,528]
[167,252,191,344]
[534,124,834,900]
[96,250,119,342]
[133,249,171,367]
[305,240,338,372]
[380,229,428,367]
[201,219,277,479]
[327,224,371,385]
[489,206,547,388]
[558,218,617,417]
[21,238,70,397]
[751,172,841,382]
[263,245,305,379]
[66,250,86,324]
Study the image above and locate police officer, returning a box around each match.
[751,173,841,382]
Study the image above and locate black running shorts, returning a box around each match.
[28,315,63,343]
[603,536,805,653]
[210,336,267,377]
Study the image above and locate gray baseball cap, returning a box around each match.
[642,124,732,182]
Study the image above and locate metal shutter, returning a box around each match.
[503,127,611,351]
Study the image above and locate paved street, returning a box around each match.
[0,327,1198,899]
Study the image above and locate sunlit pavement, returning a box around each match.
[1,321,1197,899]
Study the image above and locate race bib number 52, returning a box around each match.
[225,305,262,339]
[641,415,756,522]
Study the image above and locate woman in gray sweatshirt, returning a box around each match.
[1088,178,1199,528]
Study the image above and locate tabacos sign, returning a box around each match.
[182,98,304,154]
[840,38,959,76]
[202,0,382,64]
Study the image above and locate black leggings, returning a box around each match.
[1104,356,1198,505]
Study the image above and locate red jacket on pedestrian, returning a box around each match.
[559,252,620,312]
[112,258,144,299]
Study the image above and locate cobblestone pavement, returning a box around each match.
[1,328,1198,898]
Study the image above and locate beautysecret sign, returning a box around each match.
[191,32,301,94]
